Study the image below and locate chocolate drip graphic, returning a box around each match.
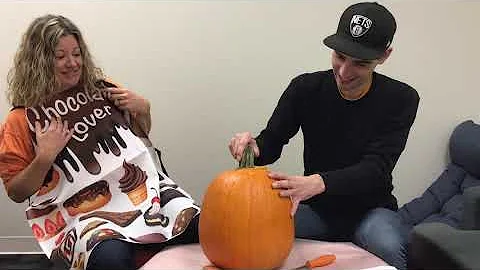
[26,86,130,182]
[95,126,127,156]
[53,148,80,182]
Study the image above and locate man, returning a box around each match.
[229,1,419,243]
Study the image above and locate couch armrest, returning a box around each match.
[408,223,480,269]
[462,186,480,230]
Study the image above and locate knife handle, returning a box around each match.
[306,254,336,268]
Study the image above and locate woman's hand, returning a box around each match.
[270,171,326,216]
[105,87,150,117]
[35,118,74,163]
[105,87,152,136]
[5,118,73,203]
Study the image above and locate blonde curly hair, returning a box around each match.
[6,14,104,107]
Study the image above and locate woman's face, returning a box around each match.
[54,34,83,91]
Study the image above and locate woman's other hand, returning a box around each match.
[35,118,73,163]
[105,87,150,117]
[105,87,152,136]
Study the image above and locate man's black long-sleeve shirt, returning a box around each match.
[255,70,419,217]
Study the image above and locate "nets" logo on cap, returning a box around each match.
[350,15,372,37]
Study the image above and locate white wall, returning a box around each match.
[0,1,479,242]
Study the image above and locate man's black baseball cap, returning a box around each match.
[323,2,396,60]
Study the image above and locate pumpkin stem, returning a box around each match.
[239,145,255,169]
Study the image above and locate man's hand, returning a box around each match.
[270,171,326,216]
[228,132,260,161]
[35,118,74,163]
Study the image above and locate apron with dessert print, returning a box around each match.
[24,86,199,269]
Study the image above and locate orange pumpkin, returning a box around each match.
[199,146,294,269]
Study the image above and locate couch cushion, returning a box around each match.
[450,120,480,178]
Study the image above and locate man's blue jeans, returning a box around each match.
[295,205,410,270]
[353,208,412,270]
[294,204,364,242]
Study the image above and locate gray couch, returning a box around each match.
[408,120,480,269]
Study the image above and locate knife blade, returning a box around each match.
[291,254,336,270]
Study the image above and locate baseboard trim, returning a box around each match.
[0,236,36,238]
[0,251,44,254]
[0,237,42,253]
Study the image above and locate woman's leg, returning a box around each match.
[86,239,135,270]
[133,214,200,268]
[136,214,199,255]
[168,213,199,245]
[353,208,412,270]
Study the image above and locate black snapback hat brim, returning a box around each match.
[323,34,385,60]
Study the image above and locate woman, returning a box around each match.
[0,15,199,270]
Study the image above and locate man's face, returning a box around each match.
[331,50,389,94]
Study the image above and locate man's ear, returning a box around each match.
[378,47,393,64]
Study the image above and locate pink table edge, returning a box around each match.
[140,239,393,270]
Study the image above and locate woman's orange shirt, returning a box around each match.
[0,108,35,193]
